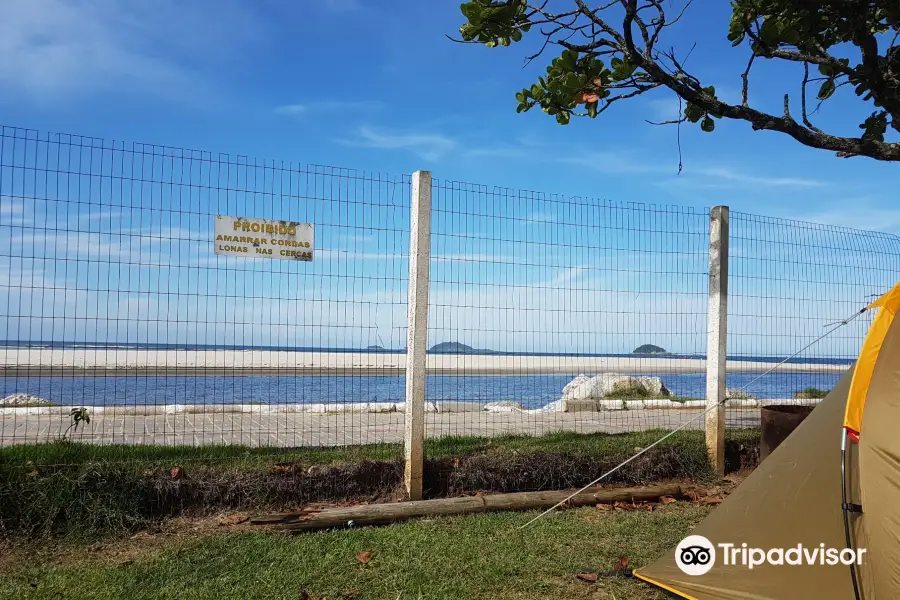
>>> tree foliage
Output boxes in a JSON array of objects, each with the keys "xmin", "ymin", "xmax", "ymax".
[{"xmin": 456, "ymin": 0, "xmax": 900, "ymax": 161}]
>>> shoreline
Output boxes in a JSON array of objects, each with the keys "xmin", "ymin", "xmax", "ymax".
[
  {"xmin": 0, "ymin": 349, "xmax": 850, "ymax": 375},
  {"xmin": 0, "ymin": 398, "xmax": 820, "ymax": 417}
]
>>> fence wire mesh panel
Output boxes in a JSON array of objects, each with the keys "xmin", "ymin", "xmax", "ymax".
[
  {"xmin": 728, "ymin": 212, "xmax": 900, "ymax": 426},
  {"xmin": 0, "ymin": 126, "xmax": 412, "ymax": 467},
  {"xmin": 426, "ymin": 180, "xmax": 712, "ymax": 462}
]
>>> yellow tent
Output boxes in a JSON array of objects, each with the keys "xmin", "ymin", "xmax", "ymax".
[
  {"xmin": 635, "ymin": 282, "xmax": 900, "ymax": 599},
  {"xmin": 843, "ymin": 280, "xmax": 900, "ymax": 440}
]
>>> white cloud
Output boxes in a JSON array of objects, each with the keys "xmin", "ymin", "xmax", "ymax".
[
  {"xmin": 692, "ymin": 167, "xmax": 824, "ymax": 188},
  {"xmin": 337, "ymin": 126, "xmax": 459, "ymax": 161},
  {"xmin": 527, "ymin": 211, "xmax": 555, "ymax": 223},
  {"xmin": 0, "ymin": 0, "xmax": 261, "ymax": 103},
  {"xmin": 559, "ymin": 151, "xmax": 669, "ymax": 175},
  {"xmin": 275, "ymin": 100, "xmax": 383, "ymax": 118},
  {"xmin": 804, "ymin": 204, "xmax": 900, "ymax": 233}
]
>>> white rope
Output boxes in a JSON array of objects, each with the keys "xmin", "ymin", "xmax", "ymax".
[{"xmin": 518, "ymin": 306, "xmax": 869, "ymax": 530}]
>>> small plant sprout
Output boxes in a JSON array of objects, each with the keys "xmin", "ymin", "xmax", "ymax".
[{"xmin": 61, "ymin": 407, "xmax": 90, "ymax": 441}]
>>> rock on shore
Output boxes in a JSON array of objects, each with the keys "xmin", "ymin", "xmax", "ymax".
[
  {"xmin": 0, "ymin": 393, "xmax": 53, "ymax": 406},
  {"xmin": 561, "ymin": 373, "xmax": 671, "ymax": 401}
]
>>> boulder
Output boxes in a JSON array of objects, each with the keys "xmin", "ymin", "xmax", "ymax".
[
  {"xmin": 564, "ymin": 398, "xmax": 599, "ymax": 412},
  {"xmin": 561, "ymin": 374, "xmax": 591, "ymax": 397},
  {"xmin": 561, "ymin": 373, "xmax": 670, "ymax": 400},
  {"xmin": 0, "ymin": 393, "xmax": 52, "ymax": 407},
  {"xmin": 483, "ymin": 401, "xmax": 525, "ymax": 413},
  {"xmin": 726, "ymin": 388, "xmax": 755, "ymax": 400}
]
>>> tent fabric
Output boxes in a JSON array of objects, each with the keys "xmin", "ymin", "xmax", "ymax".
[
  {"xmin": 858, "ymin": 305, "xmax": 900, "ymax": 593},
  {"xmin": 844, "ymin": 281, "xmax": 900, "ymax": 437},
  {"xmin": 634, "ymin": 368, "xmax": 871, "ymax": 599}
]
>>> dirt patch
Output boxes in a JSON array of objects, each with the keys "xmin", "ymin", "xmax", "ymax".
[{"xmin": 424, "ymin": 444, "xmax": 711, "ymax": 497}]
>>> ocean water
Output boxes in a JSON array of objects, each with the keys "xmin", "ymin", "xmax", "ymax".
[{"xmin": 0, "ymin": 371, "xmax": 844, "ymax": 408}]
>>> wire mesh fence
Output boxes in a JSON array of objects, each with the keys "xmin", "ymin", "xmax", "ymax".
[
  {"xmin": 425, "ymin": 179, "xmax": 714, "ymax": 455},
  {"xmin": 727, "ymin": 212, "xmax": 900, "ymax": 425},
  {"xmin": 1, "ymin": 124, "xmax": 899, "ymax": 467},
  {"xmin": 0, "ymin": 125, "xmax": 411, "ymax": 464}
]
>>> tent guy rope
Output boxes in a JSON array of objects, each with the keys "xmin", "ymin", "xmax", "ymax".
[{"xmin": 518, "ymin": 305, "xmax": 870, "ymax": 530}]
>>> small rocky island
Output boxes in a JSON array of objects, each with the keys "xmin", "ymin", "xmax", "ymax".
[
  {"xmin": 429, "ymin": 342, "xmax": 490, "ymax": 354},
  {"xmin": 366, "ymin": 345, "xmax": 385, "ymax": 350},
  {"xmin": 632, "ymin": 344, "xmax": 668, "ymax": 354}
]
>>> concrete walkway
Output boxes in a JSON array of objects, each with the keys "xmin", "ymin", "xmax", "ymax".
[{"xmin": 0, "ymin": 408, "xmax": 762, "ymax": 447}]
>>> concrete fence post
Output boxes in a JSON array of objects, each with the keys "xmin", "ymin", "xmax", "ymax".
[
  {"xmin": 404, "ymin": 170, "xmax": 432, "ymax": 500},
  {"xmin": 706, "ymin": 205, "xmax": 729, "ymax": 477}
]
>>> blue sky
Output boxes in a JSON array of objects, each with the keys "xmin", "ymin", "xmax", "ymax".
[
  {"xmin": 0, "ymin": 0, "xmax": 898, "ymax": 356},
  {"xmin": 0, "ymin": 0, "xmax": 897, "ymax": 227}
]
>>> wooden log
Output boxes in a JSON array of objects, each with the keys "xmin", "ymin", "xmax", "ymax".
[{"xmin": 265, "ymin": 484, "xmax": 682, "ymax": 533}]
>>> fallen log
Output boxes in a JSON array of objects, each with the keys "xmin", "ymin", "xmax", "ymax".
[{"xmin": 253, "ymin": 484, "xmax": 682, "ymax": 532}]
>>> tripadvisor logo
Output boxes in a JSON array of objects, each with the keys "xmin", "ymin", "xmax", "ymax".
[
  {"xmin": 675, "ymin": 535, "xmax": 867, "ymax": 576},
  {"xmin": 676, "ymin": 535, "xmax": 716, "ymax": 575}
]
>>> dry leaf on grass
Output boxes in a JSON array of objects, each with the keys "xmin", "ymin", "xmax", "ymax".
[
  {"xmin": 699, "ymin": 496, "xmax": 724, "ymax": 506},
  {"xmin": 596, "ymin": 503, "xmax": 614, "ymax": 511},
  {"xmin": 355, "ymin": 551, "xmax": 373, "ymax": 564},
  {"xmin": 612, "ymin": 501, "xmax": 653, "ymax": 512},
  {"xmin": 170, "ymin": 465, "xmax": 184, "ymax": 480},
  {"xmin": 659, "ymin": 496, "xmax": 677, "ymax": 505},
  {"xmin": 575, "ymin": 572, "xmax": 599, "ymax": 583},
  {"xmin": 217, "ymin": 514, "xmax": 249, "ymax": 526},
  {"xmin": 341, "ymin": 589, "xmax": 361, "ymax": 599},
  {"xmin": 613, "ymin": 556, "xmax": 629, "ymax": 572},
  {"xmin": 685, "ymin": 489, "xmax": 703, "ymax": 502},
  {"xmin": 299, "ymin": 591, "xmax": 311, "ymax": 600}
]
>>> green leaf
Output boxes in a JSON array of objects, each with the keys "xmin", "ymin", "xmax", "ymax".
[
  {"xmin": 817, "ymin": 79, "xmax": 836, "ymax": 100},
  {"xmin": 515, "ymin": 91, "xmax": 526, "ymax": 103},
  {"xmin": 759, "ymin": 18, "xmax": 779, "ymax": 46},
  {"xmin": 684, "ymin": 103, "xmax": 703, "ymax": 123},
  {"xmin": 781, "ymin": 27, "xmax": 799, "ymax": 45},
  {"xmin": 510, "ymin": 28, "xmax": 522, "ymax": 42},
  {"xmin": 556, "ymin": 111, "xmax": 570, "ymax": 125},
  {"xmin": 516, "ymin": 102, "xmax": 526, "ymax": 113},
  {"xmin": 817, "ymin": 63, "xmax": 834, "ymax": 77},
  {"xmin": 530, "ymin": 84, "xmax": 542, "ymax": 98},
  {"xmin": 587, "ymin": 102, "xmax": 598, "ymax": 118},
  {"xmin": 700, "ymin": 116, "xmax": 715, "ymax": 132}
]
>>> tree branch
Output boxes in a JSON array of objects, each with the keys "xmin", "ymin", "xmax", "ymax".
[
  {"xmin": 801, "ymin": 62, "xmax": 823, "ymax": 133},
  {"xmin": 741, "ymin": 52, "xmax": 756, "ymax": 107},
  {"xmin": 642, "ymin": 56, "xmax": 900, "ymax": 160}
]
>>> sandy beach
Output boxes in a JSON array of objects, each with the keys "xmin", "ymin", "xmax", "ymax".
[
  {"xmin": 0, "ymin": 348, "xmax": 849, "ymax": 375},
  {"xmin": 0, "ymin": 404, "xmax": 772, "ymax": 448}
]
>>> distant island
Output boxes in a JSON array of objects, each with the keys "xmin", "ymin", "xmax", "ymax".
[
  {"xmin": 429, "ymin": 342, "xmax": 494, "ymax": 354},
  {"xmin": 366, "ymin": 345, "xmax": 385, "ymax": 350},
  {"xmin": 633, "ymin": 344, "xmax": 668, "ymax": 354}
]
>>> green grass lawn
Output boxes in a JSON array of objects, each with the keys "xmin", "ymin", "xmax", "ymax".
[
  {"xmin": 1, "ymin": 428, "xmax": 759, "ymax": 468},
  {"xmin": 0, "ymin": 503, "xmax": 710, "ymax": 600}
]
